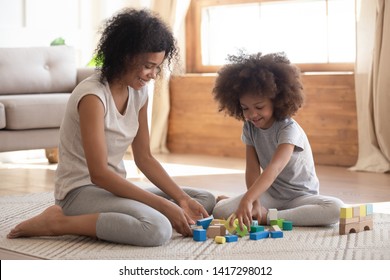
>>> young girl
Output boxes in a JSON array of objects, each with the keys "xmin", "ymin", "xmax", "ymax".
[
  {"xmin": 7, "ymin": 8, "xmax": 215, "ymax": 247},
  {"xmin": 211, "ymin": 51, "xmax": 344, "ymax": 229}
]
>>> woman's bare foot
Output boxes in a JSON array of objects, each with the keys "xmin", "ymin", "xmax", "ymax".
[
  {"xmin": 216, "ymin": 195, "xmax": 229, "ymax": 203},
  {"xmin": 7, "ymin": 205, "xmax": 65, "ymax": 239}
]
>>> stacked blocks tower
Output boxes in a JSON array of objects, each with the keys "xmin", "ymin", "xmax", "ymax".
[{"xmin": 339, "ymin": 204, "xmax": 374, "ymax": 235}]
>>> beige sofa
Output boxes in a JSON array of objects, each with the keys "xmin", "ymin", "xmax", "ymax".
[{"xmin": 0, "ymin": 46, "xmax": 95, "ymax": 162}]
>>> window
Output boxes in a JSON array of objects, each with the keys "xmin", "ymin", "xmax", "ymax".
[{"xmin": 186, "ymin": 0, "xmax": 356, "ymax": 73}]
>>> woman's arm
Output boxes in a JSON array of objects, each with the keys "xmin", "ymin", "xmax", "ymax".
[{"xmin": 131, "ymin": 100, "xmax": 209, "ymax": 221}]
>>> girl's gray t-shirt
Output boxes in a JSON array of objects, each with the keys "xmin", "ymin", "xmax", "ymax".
[{"xmin": 242, "ymin": 118, "xmax": 319, "ymax": 200}]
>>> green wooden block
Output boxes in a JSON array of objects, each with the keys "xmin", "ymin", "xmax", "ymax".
[
  {"xmin": 277, "ymin": 219, "xmax": 285, "ymax": 228},
  {"xmin": 235, "ymin": 224, "xmax": 248, "ymax": 237}
]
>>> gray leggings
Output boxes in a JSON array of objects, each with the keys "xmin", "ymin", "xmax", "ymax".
[
  {"xmin": 212, "ymin": 191, "xmax": 344, "ymax": 226},
  {"xmin": 56, "ymin": 185, "xmax": 216, "ymax": 246}
]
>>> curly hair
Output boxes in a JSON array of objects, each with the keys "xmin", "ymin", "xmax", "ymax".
[
  {"xmin": 95, "ymin": 8, "xmax": 179, "ymax": 83},
  {"xmin": 212, "ymin": 51, "xmax": 304, "ymax": 121}
]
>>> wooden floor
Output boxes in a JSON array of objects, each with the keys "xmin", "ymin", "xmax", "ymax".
[{"xmin": 1, "ymin": 150, "xmax": 390, "ymax": 205}]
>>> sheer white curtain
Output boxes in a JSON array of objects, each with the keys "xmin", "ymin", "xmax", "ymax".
[
  {"xmin": 149, "ymin": 0, "xmax": 191, "ymax": 153},
  {"xmin": 351, "ymin": 0, "xmax": 390, "ymax": 173}
]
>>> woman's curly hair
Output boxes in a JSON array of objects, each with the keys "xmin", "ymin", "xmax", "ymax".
[
  {"xmin": 212, "ymin": 51, "xmax": 304, "ymax": 121},
  {"xmin": 95, "ymin": 8, "xmax": 179, "ymax": 83}
]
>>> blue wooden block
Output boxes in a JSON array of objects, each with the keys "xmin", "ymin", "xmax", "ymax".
[
  {"xmin": 366, "ymin": 204, "xmax": 373, "ymax": 215},
  {"xmin": 193, "ymin": 229, "xmax": 207, "ymax": 241},
  {"xmin": 250, "ymin": 231, "xmax": 269, "ymax": 240},
  {"xmin": 196, "ymin": 215, "xmax": 214, "ymax": 229},
  {"xmin": 270, "ymin": 231, "xmax": 283, "ymax": 238},
  {"xmin": 225, "ymin": 235, "xmax": 238, "ymax": 242}
]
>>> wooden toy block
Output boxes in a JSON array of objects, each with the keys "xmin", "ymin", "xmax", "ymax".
[
  {"xmin": 193, "ymin": 228, "xmax": 207, "ymax": 241},
  {"xmin": 353, "ymin": 206, "xmax": 361, "ymax": 217},
  {"xmin": 359, "ymin": 219, "xmax": 373, "ymax": 231},
  {"xmin": 339, "ymin": 222, "xmax": 360, "ymax": 235},
  {"xmin": 359, "ymin": 215, "xmax": 372, "ymax": 222},
  {"xmin": 196, "ymin": 215, "xmax": 214, "ymax": 229},
  {"xmin": 282, "ymin": 221, "xmax": 293, "ymax": 231},
  {"xmin": 276, "ymin": 219, "xmax": 284, "ymax": 228},
  {"xmin": 270, "ymin": 231, "xmax": 283, "ymax": 238},
  {"xmin": 214, "ymin": 236, "xmax": 226, "ymax": 244},
  {"xmin": 225, "ymin": 214, "xmax": 238, "ymax": 234},
  {"xmin": 206, "ymin": 224, "xmax": 226, "ymax": 238},
  {"xmin": 366, "ymin": 204, "xmax": 373, "ymax": 215},
  {"xmin": 252, "ymin": 220, "xmax": 259, "ymax": 226},
  {"xmin": 225, "ymin": 235, "xmax": 238, "ymax": 242},
  {"xmin": 340, "ymin": 217, "xmax": 359, "ymax": 224},
  {"xmin": 270, "ymin": 220, "xmax": 278, "ymax": 226},
  {"xmin": 340, "ymin": 207, "xmax": 353, "ymax": 219},
  {"xmin": 211, "ymin": 219, "xmax": 225, "ymax": 225},
  {"xmin": 269, "ymin": 225, "xmax": 282, "ymax": 232},
  {"xmin": 250, "ymin": 225, "xmax": 265, "ymax": 233},
  {"xmin": 268, "ymin": 208, "xmax": 278, "ymax": 221},
  {"xmin": 250, "ymin": 231, "xmax": 269, "ymax": 240},
  {"xmin": 359, "ymin": 205, "xmax": 366, "ymax": 217},
  {"xmin": 235, "ymin": 224, "xmax": 248, "ymax": 237}
]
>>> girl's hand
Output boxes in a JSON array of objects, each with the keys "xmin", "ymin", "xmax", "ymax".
[
  {"xmin": 179, "ymin": 197, "xmax": 209, "ymax": 225},
  {"xmin": 231, "ymin": 196, "xmax": 253, "ymax": 231}
]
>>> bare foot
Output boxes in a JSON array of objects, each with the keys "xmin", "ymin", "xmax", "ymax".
[
  {"xmin": 7, "ymin": 205, "xmax": 65, "ymax": 239},
  {"xmin": 216, "ymin": 195, "xmax": 229, "ymax": 203},
  {"xmin": 253, "ymin": 206, "xmax": 268, "ymax": 225}
]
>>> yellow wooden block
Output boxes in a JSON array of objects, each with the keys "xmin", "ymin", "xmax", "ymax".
[
  {"xmin": 214, "ymin": 236, "xmax": 226, "ymax": 244},
  {"xmin": 360, "ymin": 205, "xmax": 366, "ymax": 217},
  {"xmin": 340, "ymin": 207, "xmax": 352, "ymax": 219}
]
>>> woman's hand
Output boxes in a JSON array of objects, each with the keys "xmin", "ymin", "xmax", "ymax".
[
  {"xmin": 160, "ymin": 200, "xmax": 193, "ymax": 237},
  {"xmin": 179, "ymin": 197, "xmax": 209, "ymax": 225}
]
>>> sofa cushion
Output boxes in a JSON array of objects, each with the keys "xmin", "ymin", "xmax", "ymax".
[
  {"xmin": 0, "ymin": 94, "xmax": 70, "ymax": 130},
  {"xmin": 0, "ymin": 46, "xmax": 77, "ymax": 95},
  {"xmin": 0, "ymin": 103, "xmax": 5, "ymax": 129}
]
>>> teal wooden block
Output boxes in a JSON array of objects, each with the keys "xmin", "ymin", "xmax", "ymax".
[
  {"xmin": 270, "ymin": 231, "xmax": 283, "ymax": 238},
  {"xmin": 250, "ymin": 225, "xmax": 265, "ymax": 232},
  {"xmin": 282, "ymin": 221, "xmax": 293, "ymax": 231}
]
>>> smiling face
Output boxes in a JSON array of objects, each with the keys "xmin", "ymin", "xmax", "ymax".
[
  {"xmin": 239, "ymin": 93, "xmax": 275, "ymax": 129},
  {"xmin": 123, "ymin": 51, "xmax": 166, "ymax": 90}
]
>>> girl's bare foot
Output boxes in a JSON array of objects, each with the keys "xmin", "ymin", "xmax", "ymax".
[
  {"xmin": 7, "ymin": 205, "xmax": 65, "ymax": 239},
  {"xmin": 253, "ymin": 206, "xmax": 268, "ymax": 225},
  {"xmin": 216, "ymin": 195, "xmax": 229, "ymax": 203}
]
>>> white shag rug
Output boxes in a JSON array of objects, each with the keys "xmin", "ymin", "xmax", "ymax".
[{"xmin": 0, "ymin": 192, "xmax": 389, "ymax": 260}]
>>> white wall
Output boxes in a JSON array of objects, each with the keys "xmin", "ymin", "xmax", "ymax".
[{"xmin": 0, "ymin": 0, "xmax": 152, "ymax": 66}]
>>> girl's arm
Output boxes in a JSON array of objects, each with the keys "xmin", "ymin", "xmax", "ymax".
[
  {"xmin": 235, "ymin": 143, "xmax": 295, "ymax": 228},
  {"xmin": 245, "ymin": 145, "xmax": 261, "ymax": 190},
  {"xmin": 78, "ymin": 95, "xmax": 195, "ymax": 236}
]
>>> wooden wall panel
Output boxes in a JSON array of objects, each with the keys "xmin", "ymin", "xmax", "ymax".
[{"xmin": 167, "ymin": 73, "xmax": 358, "ymax": 167}]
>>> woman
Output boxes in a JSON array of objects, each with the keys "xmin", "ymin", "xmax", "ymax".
[{"xmin": 7, "ymin": 8, "xmax": 215, "ymax": 247}]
